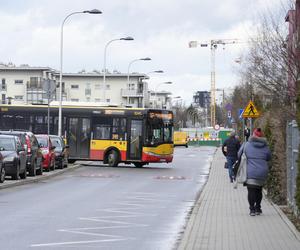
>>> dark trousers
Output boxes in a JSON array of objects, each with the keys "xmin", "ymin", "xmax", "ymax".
[{"xmin": 247, "ymin": 186, "xmax": 262, "ymax": 211}]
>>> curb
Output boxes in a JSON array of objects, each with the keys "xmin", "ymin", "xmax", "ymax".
[
  {"xmin": 263, "ymin": 190, "xmax": 300, "ymax": 241},
  {"xmin": 0, "ymin": 163, "xmax": 81, "ymax": 190},
  {"xmin": 177, "ymin": 148, "xmax": 218, "ymax": 250}
]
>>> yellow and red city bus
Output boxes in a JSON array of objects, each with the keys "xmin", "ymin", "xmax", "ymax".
[{"xmin": 0, "ymin": 103, "xmax": 174, "ymax": 167}]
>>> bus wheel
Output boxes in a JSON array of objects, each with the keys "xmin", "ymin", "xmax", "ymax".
[
  {"xmin": 107, "ymin": 150, "xmax": 119, "ymax": 167},
  {"xmin": 134, "ymin": 162, "xmax": 145, "ymax": 168}
]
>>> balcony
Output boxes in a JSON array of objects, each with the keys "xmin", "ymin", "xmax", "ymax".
[{"xmin": 121, "ymin": 89, "xmax": 144, "ymax": 97}]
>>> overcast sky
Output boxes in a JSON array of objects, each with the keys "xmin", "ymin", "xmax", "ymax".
[{"xmin": 0, "ymin": 0, "xmax": 285, "ymax": 104}]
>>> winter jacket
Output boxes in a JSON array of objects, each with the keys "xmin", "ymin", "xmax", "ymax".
[
  {"xmin": 222, "ymin": 136, "xmax": 240, "ymax": 158},
  {"xmin": 238, "ymin": 136, "xmax": 271, "ymax": 184}
]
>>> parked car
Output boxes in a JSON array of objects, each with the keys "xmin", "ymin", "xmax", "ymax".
[
  {"xmin": 36, "ymin": 135, "xmax": 56, "ymax": 171},
  {"xmin": 0, "ymin": 130, "xmax": 43, "ymax": 176},
  {"xmin": 0, "ymin": 134, "xmax": 27, "ymax": 180},
  {"xmin": 0, "ymin": 152, "xmax": 5, "ymax": 183},
  {"xmin": 49, "ymin": 135, "xmax": 69, "ymax": 169}
]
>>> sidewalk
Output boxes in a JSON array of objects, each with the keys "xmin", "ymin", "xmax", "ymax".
[{"xmin": 178, "ymin": 148, "xmax": 300, "ymax": 250}]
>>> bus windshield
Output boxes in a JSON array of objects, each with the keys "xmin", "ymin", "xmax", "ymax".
[{"xmin": 145, "ymin": 112, "xmax": 173, "ymax": 145}]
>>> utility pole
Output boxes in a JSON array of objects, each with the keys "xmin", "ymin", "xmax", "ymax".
[{"xmin": 189, "ymin": 39, "xmax": 239, "ymax": 127}]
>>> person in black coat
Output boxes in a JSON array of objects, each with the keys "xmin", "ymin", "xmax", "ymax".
[{"xmin": 222, "ymin": 131, "xmax": 241, "ymax": 182}]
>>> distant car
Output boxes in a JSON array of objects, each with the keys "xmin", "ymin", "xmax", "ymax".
[
  {"xmin": 0, "ymin": 134, "xmax": 27, "ymax": 180},
  {"xmin": 0, "ymin": 130, "xmax": 43, "ymax": 176},
  {"xmin": 49, "ymin": 135, "xmax": 69, "ymax": 169},
  {"xmin": 173, "ymin": 131, "xmax": 188, "ymax": 148},
  {"xmin": 36, "ymin": 135, "xmax": 56, "ymax": 171},
  {"xmin": 0, "ymin": 153, "xmax": 5, "ymax": 183}
]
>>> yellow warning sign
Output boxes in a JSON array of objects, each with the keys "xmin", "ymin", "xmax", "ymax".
[{"xmin": 242, "ymin": 100, "xmax": 260, "ymax": 118}]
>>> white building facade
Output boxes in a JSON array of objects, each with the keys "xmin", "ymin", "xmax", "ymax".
[{"xmin": 0, "ymin": 64, "xmax": 151, "ymax": 108}]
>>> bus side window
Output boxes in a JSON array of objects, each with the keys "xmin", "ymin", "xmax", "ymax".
[{"xmin": 120, "ymin": 118, "xmax": 127, "ymax": 141}]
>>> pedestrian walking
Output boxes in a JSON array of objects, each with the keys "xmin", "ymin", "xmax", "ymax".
[
  {"xmin": 244, "ymin": 127, "xmax": 250, "ymax": 141},
  {"xmin": 238, "ymin": 128, "xmax": 271, "ymax": 216},
  {"xmin": 222, "ymin": 131, "xmax": 240, "ymax": 183}
]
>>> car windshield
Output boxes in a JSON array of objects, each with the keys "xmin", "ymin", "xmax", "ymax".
[
  {"xmin": 0, "ymin": 138, "xmax": 15, "ymax": 151},
  {"xmin": 145, "ymin": 113, "xmax": 173, "ymax": 145},
  {"xmin": 36, "ymin": 137, "xmax": 48, "ymax": 147},
  {"xmin": 50, "ymin": 137, "xmax": 62, "ymax": 148}
]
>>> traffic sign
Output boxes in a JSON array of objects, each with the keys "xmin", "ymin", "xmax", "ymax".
[
  {"xmin": 239, "ymin": 109, "xmax": 244, "ymax": 120},
  {"xmin": 242, "ymin": 100, "xmax": 260, "ymax": 118}
]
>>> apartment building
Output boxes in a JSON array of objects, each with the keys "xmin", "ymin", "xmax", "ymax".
[{"xmin": 0, "ymin": 64, "xmax": 149, "ymax": 108}]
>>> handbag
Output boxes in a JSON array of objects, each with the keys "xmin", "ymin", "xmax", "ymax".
[
  {"xmin": 236, "ymin": 153, "xmax": 247, "ymax": 183},
  {"xmin": 224, "ymin": 162, "xmax": 228, "ymax": 169},
  {"xmin": 233, "ymin": 142, "xmax": 248, "ymax": 184}
]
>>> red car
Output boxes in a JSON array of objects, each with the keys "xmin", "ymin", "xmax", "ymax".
[{"xmin": 36, "ymin": 135, "xmax": 56, "ymax": 171}]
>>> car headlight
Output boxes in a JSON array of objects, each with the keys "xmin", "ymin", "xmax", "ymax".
[
  {"xmin": 4, "ymin": 156, "xmax": 15, "ymax": 162},
  {"xmin": 42, "ymin": 149, "xmax": 49, "ymax": 154}
]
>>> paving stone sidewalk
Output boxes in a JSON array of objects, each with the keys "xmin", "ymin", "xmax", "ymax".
[{"xmin": 178, "ymin": 148, "xmax": 300, "ymax": 250}]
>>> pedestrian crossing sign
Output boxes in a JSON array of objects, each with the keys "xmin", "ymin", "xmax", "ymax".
[{"xmin": 242, "ymin": 100, "xmax": 260, "ymax": 118}]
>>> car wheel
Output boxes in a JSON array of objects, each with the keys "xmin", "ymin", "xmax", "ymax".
[
  {"xmin": 29, "ymin": 160, "xmax": 36, "ymax": 176},
  {"xmin": 12, "ymin": 163, "xmax": 20, "ymax": 180},
  {"xmin": 107, "ymin": 150, "xmax": 119, "ymax": 167},
  {"xmin": 0, "ymin": 165, "xmax": 5, "ymax": 183}
]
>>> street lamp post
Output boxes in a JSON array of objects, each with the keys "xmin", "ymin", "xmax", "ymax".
[
  {"xmin": 126, "ymin": 57, "xmax": 151, "ymax": 106},
  {"xmin": 154, "ymin": 81, "xmax": 172, "ymax": 109},
  {"xmin": 103, "ymin": 36, "xmax": 134, "ymax": 102},
  {"xmin": 141, "ymin": 70, "xmax": 164, "ymax": 107},
  {"xmin": 58, "ymin": 9, "xmax": 102, "ymax": 137}
]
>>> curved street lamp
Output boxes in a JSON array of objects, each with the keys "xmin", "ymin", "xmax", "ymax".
[
  {"xmin": 126, "ymin": 57, "xmax": 151, "ymax": 106},
  {"xmin": 58, "ymin": 9, "xmax": 102, "ymax": 137},
  {"xmin": 102, "ymin": 36, "xmax": 134, "ymax": 102},
  {"xmin": 154, "ymin": 81, "xmax": 173, "ymax": 108}
]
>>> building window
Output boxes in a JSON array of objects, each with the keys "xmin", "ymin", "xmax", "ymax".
[
  {"xmin": 15, "ymin": 80, "xmax": 23, "ymax": 84},
  {"xmin": 28, "ymin": 77, "xmax": 40, "ymax": 88},
  {"xmin": 1, "ymin": 79, "xmax": 6, "ymax": 90},
  {"xmin": 106, "ymin": 99, "xmax": 110, "ymax": 103},
  {"xmin": 129, "ymin": 83, "xmax": 135, "ymax": 90},
  {"xmin": 14, "ymin": 95, "xmax": 24, "ymax": 100},
  {"xmin": 129, "ymin": 98, "xmax": 135, "ymax": 104},
  {"xmin": 71, "ymin": 98, "xmax": 79, "ymax": 102},
  {"xmin": 85, "ymin": 88, "xmax": 91, "ymax": 96},
  {"xmin": 2, "ymin": 94, "xmax": 5, "ymax": 104},
  {"xmin": 71, "ymin": 85, "xmax": 79, "ymax": 89},
  {"xmin": 106, "ymin": 84, "xmax": 110, "ymax": 90}
]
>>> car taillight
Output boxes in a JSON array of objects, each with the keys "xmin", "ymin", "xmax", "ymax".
[{"xmin": 26, "ymin": 136, "xmax": 31, "ymax": 154}]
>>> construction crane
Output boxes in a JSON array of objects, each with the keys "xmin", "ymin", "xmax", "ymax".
[{"xmin": 189, "ymin": 39, "xmax": 240, "ymax": 127}]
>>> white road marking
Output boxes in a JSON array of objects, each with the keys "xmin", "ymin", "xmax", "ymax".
[
  {"xmin": 79, "ymin": 217, "xmax": 149, "ymax": 227},
  {"xmin": 31, "ymin": 238, "xmax": 128, "ymax": 247}
]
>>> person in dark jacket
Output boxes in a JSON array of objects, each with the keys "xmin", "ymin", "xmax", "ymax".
[
  {"xmin": 222, "ymin": 131, "xmax": 240, "ymax": 183},
  {"xmin": 238, "ymin": 128, "xmax": 271, "ymax": 216}
]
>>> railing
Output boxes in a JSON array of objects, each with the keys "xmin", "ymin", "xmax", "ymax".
[
  {"xmin": 286, "ymin": 120, "xmax": 299, "ymax": 215},
  {"xmin": 121, "ymin": 88, "xmax": 144, "ymax": 97}
]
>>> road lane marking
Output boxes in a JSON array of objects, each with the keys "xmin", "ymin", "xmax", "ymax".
[{"xmin": 31, "ymin": 238, "xmax": 129, "ymax": 247}]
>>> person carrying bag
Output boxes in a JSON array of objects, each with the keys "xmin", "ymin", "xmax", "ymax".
[{"xmin": 235, "ymin": 128, "xmax": 271, "ymax": 216}]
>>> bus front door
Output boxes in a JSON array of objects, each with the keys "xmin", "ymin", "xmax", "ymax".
[
  {"xmin": 68, "ymin": 117, "xmax": 91, "ymax": 159},
  {"xmin": 128, "ymin": 119, "xmax": 143, "ymax": 160}
]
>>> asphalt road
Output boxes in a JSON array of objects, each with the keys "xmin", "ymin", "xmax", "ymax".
[{"xmin": 0, "ymin": 146, "xmax": 216, "ymax": 250}]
